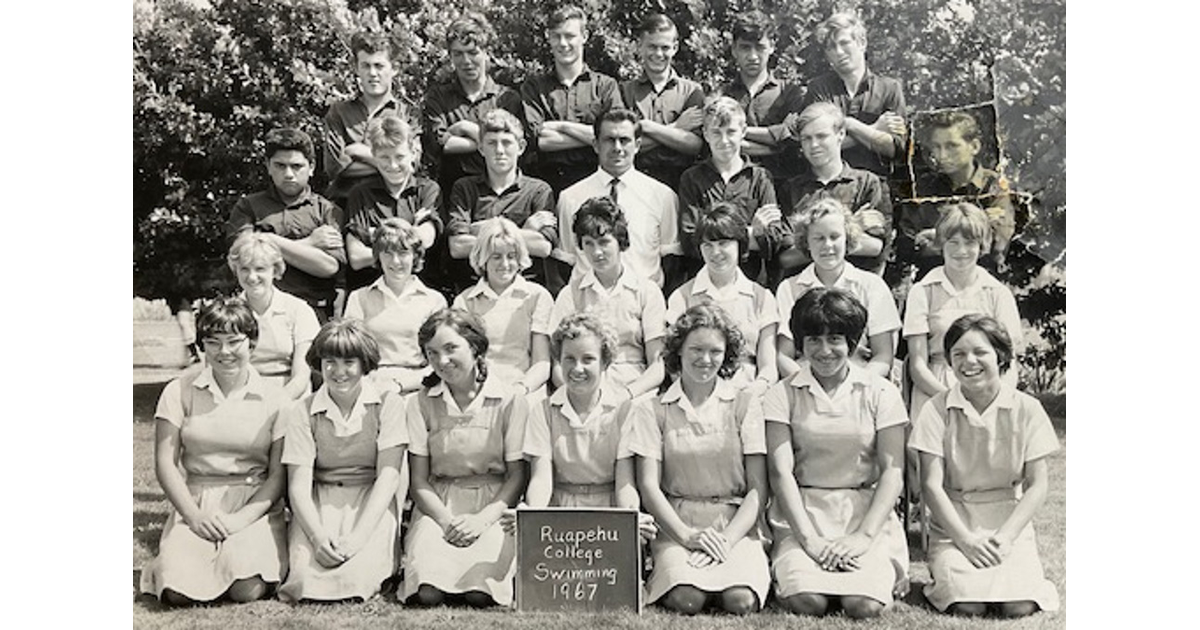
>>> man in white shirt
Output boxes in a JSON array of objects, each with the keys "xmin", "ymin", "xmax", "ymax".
[{"xmin": 552, "ymin": 108, "xmax": 682, "ymax": 294}]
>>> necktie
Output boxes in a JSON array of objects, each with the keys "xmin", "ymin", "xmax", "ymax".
[{"xmin": 609, "ymin": 177, "xmax": 620, "ymax": 206}]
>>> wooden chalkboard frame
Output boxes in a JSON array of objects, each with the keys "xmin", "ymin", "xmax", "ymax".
[{"xmin": 514, "ymin": 507, "xmax": 643, "ymax": 614}]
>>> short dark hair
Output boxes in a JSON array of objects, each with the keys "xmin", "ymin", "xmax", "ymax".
[
  {"xmin": 694, "ymin": 201, "xmax": 750, "ymax": 261},
  {"xmin": 663, "ymin": 303, "xmax": 746, "ymax": 380},
  {"xmin": 635, "ymin": 13, "xmax": 677, "ymax": 38},
  {"xmin": 418, "ymin": 308, "xmax": 491, "ymax": 386},
  {"xmin": 921, "ymin": 110, "xmax": 982, "ymax": 145},
  {"xmin": 593, "ymin": 107, "xmax": 641, "ymax": 140},
  {"xmin": 264, "ymin": 127, "xmax": 315, "ymax": 164},
  {"xmin": 790, "ymin": 287, "xmax": 868, "ymax": 351},
  {"xmin": 943, "ymin": 313, "xmax": 1014, "ymax": 374},
  {"xmin": 548, "ymin": 5, "xmax": 588, "ymax": 31},
  {"xmin": 731, "ymin": 9, "xmax": 775, "ymax": 43},
  {"xmin": 447, "ymin": 12, "xmax": 494, "ymax": 49},
  {"xmin": 350, "ymin": 31, "xmax": 397, "ymax": 61},
  {"xmin": 197, "ymin": 297, "xmax": 259, "ymax": 346},
  {"xmin": 306, "ymin": 318, "xmax": 382, "ymax": 374},
  {"xmin": 574, "ymin": 196, "xmax": 630, "ymax": 250}
]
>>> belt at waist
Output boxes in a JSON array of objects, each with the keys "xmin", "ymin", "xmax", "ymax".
[
  {"xmin": 667, "ymin": 494, "xmax": 743, "ymax": 506},
  {"xmin": 314, "ymin": 469, "xmax": 375, "ymax": 486},
  {"xmin": 946, "ymin": 486, "xmax": 1021, "ymax": 503},
  {"xmin": 555, "ymin": 481, "xmax": 615, "ymax": 496},
  {"xmin": 432, "ymin": 473, "xmax": 505, "ymax": 488},
  {"xmin": 187, "ymin": 472, "xmax": 265, "ymax": 486},
  {"xmin": 799, "ymin": 482, "xmax": 876, "ymax": 491}
]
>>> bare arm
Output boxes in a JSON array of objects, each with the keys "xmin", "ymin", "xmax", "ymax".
[
  {"xmin": 265, "ymin": 231, "xmax": 339, "ymax": 278},
  {"xmin": 624, "ymin": 338, "xmax": 665, "ymax": 398},
  {"xmin": 993, "ymin": 458, "xmax": 1051, "ymax": 548},
  {"xmin": 865, "ymin": 332, "xmax": 895, "ymax": 378},
  {"xmin": 766, "ymin": 422, "xmax": 823, "ymax": 546},
  {"xmin": 287, "ymin": 464, "xmax": 345, "ymax": 567},
  {"xmin": 639, "ymin": 119, "xmax": 702, "ymax": 156},
  {"xmin": 722, "ymin": 454, "xmax": 766, "ymax": 546},
  {"xmin": 752, "ymin": 324, "xmax": 779, "ymax": 395},
  {"xmin": 346, "ymin": 232, "xmax": 376, "ymax": 271},
  {"xmin": 336, "ymin": 445, "xmax": 404, "ymax": 559},
  {"xmin": 637, "ymin": 455, "xmax": 693, "ymax": 544},
  {"xmin": 408, "ymin": 453, "xmax": 455, "ymax": 527},
  {"xmin": 282, "ymin": 341, "xmax": 313, "ymax": 400},
  {"xmin": 906, "ymin": 334, "xmax": 947, "ymax": 399},
  {"xmin": 519, "ymin": 334, "xmax": 552, "ymax": 393},
  {"xmin": 777, "ymin": 335, "xmax": 802, "ymax": 379},
  {"xmin": 525, "ymin": 455, "xmax": 554, "ymax": 508},
  {"xmin": 155, "ymin": 420, "xmax": 224, "ymax": 541}
]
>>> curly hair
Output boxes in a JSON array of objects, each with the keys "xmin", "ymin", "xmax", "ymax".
[
  {"xmin": 550, "ymin": 311, "xmax": 618, "ymax": 368},
  {"xmin": 418, "ymin": 308, "xmax": 490, "ymax": 387},
  {"xmin": 574, "ymin": 196, "xmax": 631, "ymax": 250},
  {"xmin": 372, "ymin": 217, "xmax": 426, "ymax": 274},
  {"xmin": 791, "ymin": 197, "xmax": 863, "ymax": 256},
  {"xmin": 263, "ymin": 127, "xmax": 315, "ymax": 164},
  {"xmin": 663, "ymin": 303, "xmax": 746, "ymax": 381},
  {"xmin": 306, "ymin": 318, "xmax": 382, "ymax": 374}
]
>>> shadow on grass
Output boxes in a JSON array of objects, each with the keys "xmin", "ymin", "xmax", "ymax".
[
  {"xmin": 134, "ymin": 490, "xmax": 165, "ymax": 503},
  {"xmin": 134, "ymin": 382, "xmax": 167, "ymax": 424}
]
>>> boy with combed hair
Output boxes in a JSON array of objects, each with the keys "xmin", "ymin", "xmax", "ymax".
[{"xmin": 225, "ymin": 127, "xmax": 345, "ymax": 321}]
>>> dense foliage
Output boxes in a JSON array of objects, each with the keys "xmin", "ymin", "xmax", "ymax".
[{"xmin": 133, "ymin": 0, "xmax": 1065, "ymax": 389}]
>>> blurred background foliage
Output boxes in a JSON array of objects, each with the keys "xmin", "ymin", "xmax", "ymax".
[{"xmin": 133, "ymin": 0, "xmax": 1064, "ymax": 391}]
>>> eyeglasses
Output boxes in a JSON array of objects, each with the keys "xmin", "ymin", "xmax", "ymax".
[{"xmin": 201, "ymin": 336, "xmax": 250, "ymax": 352}]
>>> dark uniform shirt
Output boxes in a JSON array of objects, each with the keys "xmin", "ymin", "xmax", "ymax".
[
  {"xmin": 620, "ymin": 71, "xmax": 706, "ymax": 189},
  {"xmin": 421, "ymin": 77, "xmax": 523, "ymax": 193},
  {"xmin": 801, "ymin": 69, "xmax": 906, "ymax": 178},
  {"xmin": 520, "ymin": 65, "xmax": 620, "ymax": 192},
  {"xmin": 780, "ymin": 162, "xmax": 893, "ymax": 274},
  {"xmin": 322, "ymin": 94, "xmax": 405, "ymax": 203},
  {"xmin": 719, "ymin": 72, "xmax": 807, "ymax": 183},
  {"xmin": 343, "ymin": 175, "xmax": 443, "ymax": 291}
]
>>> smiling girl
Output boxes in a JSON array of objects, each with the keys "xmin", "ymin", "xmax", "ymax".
[
  {"xmin": 399, "ymin": 308, "xmax": 528, "ymax": 608},
  {"xmin": 141, "ymin": 298, "xmax": 289, "ymax": 606},
  {"xmin": 908, "ymin": 314, "xmax": 1059, "ymax": 617},
  {"xmin": 629, "ymin": 304, "xmax": 770, "ymax": 615},
  {"xmin": 776, "ymin": 198, "xmax": 900, "ymax": 380},
  {"xmin": 452, "ymin": 217, "xmax": 553, "ymax": 398},
  {"xmin": 278, "ymin": 319, "xmax": 406, "ymax": 602},
  {"xmin": 764, "ymin": 288, "xmax": 909, "ymax": 619}
]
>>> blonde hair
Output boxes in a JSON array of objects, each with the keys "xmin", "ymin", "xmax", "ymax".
[
  {"xmin": 227, "ymin": 231, "xmax": 285, "ymax": 280},
  {"xmin": 792, "ymin": 197, "xmax": 863, "ymax": 255},
  {"xmin": 469, "ymin": 217, "xmax": 533, "ymax": 277}
]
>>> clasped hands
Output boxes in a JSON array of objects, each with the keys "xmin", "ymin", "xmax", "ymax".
[
  {"xmin": 954, "ymin": 529, "xmax": 1013, "ymax": 569},
  {"xmin": 804, "ymin": 532, "xmax": 873, "ymax": 572}
]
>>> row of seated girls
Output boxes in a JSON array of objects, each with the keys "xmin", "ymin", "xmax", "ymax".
[{"xmin": 141, "ymin": 189, "xmax": 1059, "ymax": 619}]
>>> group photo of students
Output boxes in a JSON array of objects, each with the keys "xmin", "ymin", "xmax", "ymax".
[{"xmin": 135, "ymin": 2, "xmax": 1065, "ymax": 623}]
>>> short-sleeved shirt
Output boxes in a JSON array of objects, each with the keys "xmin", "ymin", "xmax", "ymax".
[
  {"xmin": 225, "ymin": 186, "xmax": 346, "ymax": 303},
  {"xmin": 281, "ymin": 380, "xmax": 408, "ymax": 484},
  {"xmin": 155, "ymin": 367, "xmax": 287, "ymax": 480},
  {"xmin": 902, "ymin": 266, "xmax": 1023, "ymax": 359},
  {"xmin": 779, "ymin": 162, "xmax": 893, "ymax": 272},
  {"xmin": 555, "ymin": 168, "xmax": 681, "ymax": 287},
  {"xmin": 242, "ymin": 288, "xmax": 320, "ymax": 379},
  {"xmin": 762, "ymin": 363, "xmax": 907, "ymax": 489},
  {"xmin": 801, "ymin": 69, "xmax": 906, "ymax": 177},
  {"xmin": 776, "ymin": 263, "xmax": 901, "ymax": 344},
  {"xmin": 666, "ymin": 267, "xmax": 778, "ymax": 374},
  {"xmin": 343, "ymin": 175, "xmax": 443, "ymax": 290},
  {"xmin": 520, "ymin": 66, "xmax": 621, "ymax": 174},
  {"xmin": 620, "ymin": 71, "xmax": 705, "ymax": 183},
  {"xmin": 451, "ymin": 275, "xmax": 554, "ymax": 385},
  {"xmin": 323, "ymin": 94, "xmax": 405, "ymax": 199},
  {"xmin": 405, "ymin": 375, "xmax": 528, "ymax": 478},
  {"xmin": 343, "ymin": 277, "xmax": 447, "ymax": 370},
  {"xmin": 421, "ymin": 77, "xmax": 524, "ymax": 191},
  {"xmin": 909, "ymin": 384, "xmax": 1059, "ymax": 494},
  {"xmin": 677, "ymin": 160, "xmax": 787, "ymax": 261},
  {"xmin": 903, "ymin": 163, "xmax": 1016, "ymax": 275},
  {"xmin": 627, "ymin": 378, "xmax": 765, "ymax": 500},
  {"xmin": 523, "ymin": 382, "xmax": 632, "ymax": 486},
  {"xmin": 550, "ymin": 266, "xmax": 667, "ymax": 385},
  {"xmin": 719, "ymin": 73, "xmax": 806, "ymax": 181}
]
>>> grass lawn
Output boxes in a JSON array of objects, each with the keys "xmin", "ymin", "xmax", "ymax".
[{"xmin": 133, "ymin": 380, "xmax": 1066, "ymax": 630}]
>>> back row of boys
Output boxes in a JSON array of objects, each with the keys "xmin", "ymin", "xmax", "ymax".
[{"xmin": 226, "ymin": 7, "xmax": 1012, "ymax": 322}]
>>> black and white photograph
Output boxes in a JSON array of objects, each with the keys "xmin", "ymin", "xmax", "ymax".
[{"xmin": 129, "ymin": 0, "xmax": 1068, "ymax": 627}]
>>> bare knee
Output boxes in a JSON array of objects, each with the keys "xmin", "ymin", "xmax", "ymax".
[
  {"xmin": 783, "ymin": 592, "xmax": 829, "ymax": 616},
  {"xmin": 411, "ymin": 584, "xmax": 445, "ymax": 607},
  {"xmin": 662, "ymin": 585, "xmax": 707, "ymax": 615},
  {"xmin": 999, "ymin": 600, "xmax": 1039, "ymax": 618},
  {"xmin": 160, "ymin": 588, "xmax": 197, "ymax": 607},
  {"xmin": 719, "ymin": 587, "xmax": 758, "ymax": 615},
  {"xmin": 841, "ymin": 595, "xmax": 884, "ymax": 619},
  {"xmin": 949, "ymin": 601, "xmax": 987, "ymax": 616},
  {"xmin": 462, "ymin": 591, "xmax": 495, "ymax": 608},
  {"xmin": 226, "ymin": 577, "xmax": 269, "ymax": 603}
]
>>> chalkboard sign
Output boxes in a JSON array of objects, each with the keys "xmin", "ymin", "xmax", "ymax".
[{"xmin": 515, "ymin": 507, "xmax": 642, "ymax": 613}]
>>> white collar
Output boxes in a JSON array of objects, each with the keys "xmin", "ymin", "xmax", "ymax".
[{"xmin": 310, "ymin": 378, "xmax": 384, "ymax": 437}]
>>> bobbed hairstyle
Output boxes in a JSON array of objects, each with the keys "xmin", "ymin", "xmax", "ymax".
[
  {"xmin": 920, "ymin": 110, "xmax": 982, "ymax": 145},
  {"xmin": 305, "ymin": 318, "xmax": 382, "ymax": 374},
  {"xmin": 695, "ymin": 201, "xmax": 750, "ymax": 261},
  {"xmin": 635, "ymin": 13, "xmax": 678, "ymax": 39},
  {"xmin": 418, "ymin": 308, "xmax": 491, "ymax": 386},
  {"xmin": 935, "ymin": 202, "xmax": 992, "ymax": 248},
  {"xmin": 264, "ymin": 127, "xmax": 315, "ymax": 164},
  {"xmin": 548, "ymin": 4, "xmax": 588, "ymax": 32},
  {"xmin": 366, "ymin": 114, "xmax": 418, "ymax": 153},
  {"xmin": 227, "ymin": 231, "xmax": 285, "ymax": 281},
  {"xmin": 790, "ymin": 287, "xmax": 867, "ymax": 351},
  {"xmin": 480, "ymin": 108, "xmax": 525, "ymax": 139},
  {"xmin": 795, "ymin": 101, "xmax": 846, "ymax": 136},
  {"xmin": 791, "ymin": 197, "xmax": 863, "ymax": 255},
  {"xmin": 593, "ymin": 107, "xmax": 642, "ymax": 140},
  {"xmin": 663, "ymin": 303, "xmax": 746, "ymax": 381},
  {"xmin": 372, "ymin": 217, "xmax": 426, "ymax": 273},
  {"xmin": 574, "ymin": 196, "xmax": 631, "ymax": 250},
  {"xmin": 943, "ymin": 313, "xmax": 1014, "ymax": 374},
  {"xmin": 702, "ymin": 95, "xmax": 747, "ymax": 130},
  {"xmin": 197, "ymin": 297, "xmax": 259, "ymax": 347},
  {"xmin": 551, "ymin": 311, "xmax": 618, "ymax": 368},
  {"xmin": 469, "ymin": 217, "xmax": 533, "ymax": 277},
  {"xmin": 731, "ymin": 9, "xmax": 776, "ymax": 43},
  {"xmin": 350, "ymin": 31, "xmax": 397, "ymax": 62},
  {"xmin": 815, "ymin": 12, "xmax": 868, "ymax": 48},
  {"xmin": 447, "ymin": 12, "xmax": 495, "ymax": 49}
]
